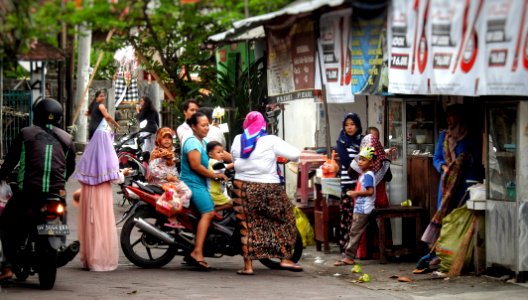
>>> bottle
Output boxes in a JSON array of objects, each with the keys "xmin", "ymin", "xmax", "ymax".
[{"xmin": 506, "ymin": 181, "xmax": 516, "ymax": 201}]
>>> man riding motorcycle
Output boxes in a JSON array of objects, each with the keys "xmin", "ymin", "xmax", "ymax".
[{"xmin": 0, "ymin": 98, "xmax": 76, "ymax": 280}]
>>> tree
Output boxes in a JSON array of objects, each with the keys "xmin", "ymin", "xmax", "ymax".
[{"xmin": 1, "ymin": 0, "xmax": 294, "ymax": 118}]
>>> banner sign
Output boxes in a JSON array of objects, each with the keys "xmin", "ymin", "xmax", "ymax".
[
  {"xmin": 388, "ymin": 0, "xmax": 528, "ymax": 96},
  {"xmin": 350, "ymin": 11, "xmax": 389, "ymax": 95},
  {"xmin": 478, "ymin": 0, "xmax": 528, "ymax": 95},
  {"xmin": 266, "ymin": 17, "xmax": 317, "ymax": 102},
  {"xmin": 318, "ymin": 9, "xmax": 355, "ymax": 103}
]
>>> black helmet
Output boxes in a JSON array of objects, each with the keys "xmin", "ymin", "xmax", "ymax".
[{"xmin": 32, "ymin": 98, "xmax": 63, "ymax": 127}]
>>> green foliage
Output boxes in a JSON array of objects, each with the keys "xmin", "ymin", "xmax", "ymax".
[{"xmin": 203, "ymin": 57, "xmax": 267, "ymax": 142}]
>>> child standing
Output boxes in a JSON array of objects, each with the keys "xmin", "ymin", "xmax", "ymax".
[
  {"xmin": 334, "ymin": 146, "xmax": 377, "ymax": 266},
  {"xmin": 206, "ymin": 141, "xmax": 233, "ymax": 211}
]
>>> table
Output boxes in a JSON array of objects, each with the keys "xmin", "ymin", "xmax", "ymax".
[
  {"xmin": 373, "ymin": 206, "xmax": 423, "ymax": 264},
  {"xmin": 313, "ymin": 177, "xmax": 341, "ymax": 253}
]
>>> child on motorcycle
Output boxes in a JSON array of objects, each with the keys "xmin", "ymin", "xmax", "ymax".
[
  {"xmin": 149, "ymin": 127, "xmax": 192, "ymax": 228},
  {"xmin": 206, "ymin": 141, "xmax": 233, "ymax": 212}
]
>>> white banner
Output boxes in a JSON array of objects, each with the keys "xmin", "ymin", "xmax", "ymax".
[
  {"xmin": 318, "ymin": 8, "xmax": 355, "ymax": 103},
  {"xmin": 478, "ymin": 0, "xmax": 528, "ymax": 95},
  {"xmin": 388, "ymin": 0, "xmax": 528, "ymax": 96},
  {"xmin": 429, "ymin": 0, "xmax": 482, "ymax": 95},
  {"xmin": 388, "ymin": 0, "xmax": 429, "ymax": 94}
]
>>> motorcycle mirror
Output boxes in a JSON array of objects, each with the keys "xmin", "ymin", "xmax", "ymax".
[
  {"xmin": 212, "ymin": 162, "xmax": 226, "ymax": 170},
  {"xmin": 139, "ymin": 120, "xmax": 148, "ymax": 129}
]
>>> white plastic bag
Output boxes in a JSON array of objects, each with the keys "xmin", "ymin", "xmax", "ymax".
[{"xmin": 0, "ymin": 180, "xmax": 12, "ymax": 203}]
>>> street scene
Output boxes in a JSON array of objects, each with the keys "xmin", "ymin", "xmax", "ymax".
[{"xmin": 1, "ymin": 0, "xmax": 528, "ymax": 299}]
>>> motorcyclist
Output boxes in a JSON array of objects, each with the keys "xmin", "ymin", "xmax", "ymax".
[{"xmin": 0, "ymin": 98, "xmax": 76, "ymax": 280}]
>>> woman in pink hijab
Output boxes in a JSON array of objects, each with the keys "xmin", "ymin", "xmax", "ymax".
[{"xmin": 230, "ymin": 111, "xmax": 303, "ymax": 275}]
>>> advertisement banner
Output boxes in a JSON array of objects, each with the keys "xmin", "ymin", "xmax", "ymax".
[
  {"xmin": 350, "ymin": 11, "xmax": 389, "ymax": 95},
  {"xmin": 318, "ymin": 8, "xmax": 355, "ymax": 103},
  {"xmin": 266, "ymin": 18, "xmax": 317, "ymax": 102},
  {"xmin": 429, "ymin": 0, "xmax": 482, "ymax": 95},
  {"xmin": 388, "ymin": 0, "xmax": 429, "ymax": 94},
  {"xmin": 388, "ymin": 0, "xmax": 528, "ymax": 96},
  {"xmin": 478, "ymin": 0, "xmax": 528, "ymax": 95}
]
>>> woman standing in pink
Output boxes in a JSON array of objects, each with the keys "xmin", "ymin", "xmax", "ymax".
[{"xmin": 75, "ymin": 119, "xmax": 122, "ymax": 271}]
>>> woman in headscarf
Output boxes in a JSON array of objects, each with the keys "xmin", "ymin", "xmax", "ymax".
[
  {"xmin": 75, "ymin": 119, "xmax": 122, "ymax": 271},
  {"xmin": 417, "ymin": 104, "xmax": 483, "ymax": 271},
  {"xmin": 230, "ymin": 111, "xmax": 302, "ymax": 275},
  {"xmin": 335, "ymin": 112, "xmax": 364, "ymax": 252}
]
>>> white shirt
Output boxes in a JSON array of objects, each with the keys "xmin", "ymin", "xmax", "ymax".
[
  {"xmin": 231, "ymin": 134, "xmax": 300, "ymax": 183},
  {"xmin": 206, "ymin": 124, "xmax": 226, "ymax": 147},
  {"xmin": 176, "ymin": 122, "xmax": 192, "ymax": 146}
]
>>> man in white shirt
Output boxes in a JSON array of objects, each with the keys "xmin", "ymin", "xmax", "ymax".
[
  {"xmin": 176, "ymin": 99, "xmax": 200, "ymax": 145},
  {"xmin": 199, "ymin": 107, "xmax": 226, "ymax": 147}
]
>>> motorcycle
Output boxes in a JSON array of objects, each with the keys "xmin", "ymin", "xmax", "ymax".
[
  {"xmin": 5, "ymin": 190, "xmax": 79, "ymax": 289},
  {"xmin": 114, "ymin": 120, "xmax": 151, "ymax": 184},
  {"xmin": 118, "ymin": 163, "xmax": 303, "ymax": 270}
]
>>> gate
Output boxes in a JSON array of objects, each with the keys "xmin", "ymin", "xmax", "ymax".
[{"xmin": 1, "ymin": 90, "xmax": 32, "ymax": 158}]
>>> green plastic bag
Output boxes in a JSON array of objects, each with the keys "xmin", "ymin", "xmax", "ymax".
[
  {"xmin": 435, "ymin": 206, "xmax": 474, "ymax": 272},
  {"xmin": 294, "ymin": 207, "xmax": 315, "ymax": 247}
]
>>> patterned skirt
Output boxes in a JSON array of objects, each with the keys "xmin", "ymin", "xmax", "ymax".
[{"xmin": 232, "ymin": 180, "xmax": 297, "ymax": 260}]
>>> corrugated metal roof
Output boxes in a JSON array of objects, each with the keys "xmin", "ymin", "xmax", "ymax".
[
  {"xmin": 208, "ymin": 0, "xmax": 345, "ymax": 43},
  {"xmin": 232, "ymin": 0, "xmax": 345, "ymax": 30}
]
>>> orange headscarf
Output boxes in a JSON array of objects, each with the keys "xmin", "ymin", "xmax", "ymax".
[{"xmin": 150, "ymin": 127, "xmax": 175, "ymax": 166}]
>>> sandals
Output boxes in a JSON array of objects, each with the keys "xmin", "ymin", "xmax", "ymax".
[
  {"xmin": 334, "ymin": 259, "xmax": 355, "ymax": 266},
  {"xmin": 187, "ymin": 255, "xmax": 211, "ymax": 271},
  {"xmin": 279, "ymin": 262, "xmax": 303, "ymax": 272},
  {"xmin": 236, "ymin": 269, "xmax": 255, "ymax": 276}
]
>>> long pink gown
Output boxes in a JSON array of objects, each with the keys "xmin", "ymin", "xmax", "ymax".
[{"xmin": 78, "ymin": 182, "xmax": 119, "ymax": 271}]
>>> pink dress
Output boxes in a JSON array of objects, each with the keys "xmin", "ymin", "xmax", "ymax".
[
  {"xmin": 75, "ymin": 119, "xmax": 121, "ymax": 271},
  {"xmin": 78, "ymin": 182, "xmax": 119, "ymax": 271}
]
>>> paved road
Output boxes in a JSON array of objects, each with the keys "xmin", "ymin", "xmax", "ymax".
[
  {"xmin": 1, "ymin": 175, "xmax": 527, "ymax": 299},
  {"xmin": 0, "ymin": 178, "xmax": 405, "ymax": 300}
]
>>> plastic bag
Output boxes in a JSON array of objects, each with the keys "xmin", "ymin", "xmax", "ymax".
[
  {"xmin": 0, "ymin": 180, "xmax": 12, "ymax": 203},
  {"xmin": 435, "ymin": 206, "xmax": 474, "ymax": 272},
  {"xmin": 0, "ymin": 180, "xmax": 13, "ymax": 217},
  {"xmin": 155, "ymin": 184, "xmax": 184, "ymax": 217},
  {"xmin": 293, "ymin": 206, "xmax": 315, "ymax": 247}
]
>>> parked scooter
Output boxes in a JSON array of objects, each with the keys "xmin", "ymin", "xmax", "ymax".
[
  {"xmin": 114, "ymin": 120, "xmax": 151, "ymax": 184},
  {"xmin": 118, "ymin": 166, "xmax": 303, "ymax": 270}
]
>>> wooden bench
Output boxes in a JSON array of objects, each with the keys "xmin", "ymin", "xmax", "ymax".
[{"xmin": 373, "ymin": 206, "xmax": 423, "ymax": 264}]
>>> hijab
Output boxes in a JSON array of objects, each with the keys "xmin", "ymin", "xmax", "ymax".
[
  {"xmin": 445, "ymin": 105, "xmax": 468, "ymax": 163},
  {"xmin": 240, "ymin": 111, "xmax": 267, "ymax": 159},
  {"xmin": 150, "ymin": 127, "xmax": 175, "ymax": 166},
  {"xmin": 336, "ymin": 112, "xmax": 363, "ymax": 169},
  {"xmin": 75, "ymin": 119, "xmax": 121, "ymax": 185}
]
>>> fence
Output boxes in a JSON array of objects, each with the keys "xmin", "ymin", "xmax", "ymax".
[{"xmin": 1, "ymin": 90, "xmax": 32, "ymax": 158}]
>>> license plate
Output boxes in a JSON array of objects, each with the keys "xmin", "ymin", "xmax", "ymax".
[{"xmin": 37, "ymin": 224, "xmax": 70, "ymax": 236}]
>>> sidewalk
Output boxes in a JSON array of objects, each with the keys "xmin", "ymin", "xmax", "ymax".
[{"xmin": 300, "ymin": 243, "xmax": 528, "ymax": 299}]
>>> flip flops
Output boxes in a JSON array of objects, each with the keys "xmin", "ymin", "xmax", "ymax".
[
  {"xmin": 187, "ymin": 255, "xmax": 211, "ymax": 271},
  {"xmin": 279, "ymin": 262, "xmax": 303, "ymax": 272},
  {"xmin": 334, "ymin": 259, "xmax": 355, "ymax": 266},
  {"xmin": 236, "ymin": 269, "xmax": 255, "ymax": 276}
]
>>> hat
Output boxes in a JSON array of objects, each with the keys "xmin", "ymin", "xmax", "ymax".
[{"xmin": 358, "ymin": 146, "xmax": 375, "ymax": 161}]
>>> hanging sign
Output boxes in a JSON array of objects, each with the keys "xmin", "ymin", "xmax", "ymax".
[
  {"xmin": 266, "ymin": 17, "xmax": 317, "ymax": 102},
  {"xmin": 318, "ymin": 9, "xmax": 355, "ymax": 103}
]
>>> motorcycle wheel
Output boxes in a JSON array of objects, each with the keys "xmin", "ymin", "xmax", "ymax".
[
  {"xmin": 14, "ymin": 268, "xmax": 29, "ymax": 281},
  {"xmin": 259, "ymin": 229, "xmax": 303, "ymax": 270},
  {"xmin": 37, "ymin": 241, "xmax": 58, "ymax": 290},
  {"xmin": 120, "ymin": 209, "xmax": 178, "ymax": 268}
]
